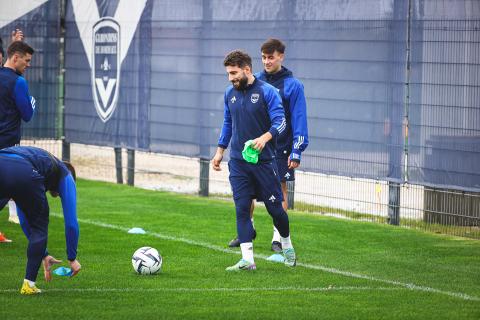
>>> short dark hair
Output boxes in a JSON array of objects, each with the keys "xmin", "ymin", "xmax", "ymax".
[
  {"xmin": 223, "ymin": 50, "xmax": 252, "ymax": 69},
  {"xmin": 63, "ymin": 161, "xmax": 77, "ymax": 181},
  {"xmin": 261, "ymin": 38, "xmax": 286, "ymax": 54},
  {"xmin": 7, "ymin": 41, "xmax": 34, "ymax": 58}
]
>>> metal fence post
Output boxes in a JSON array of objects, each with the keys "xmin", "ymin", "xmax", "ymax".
[
  {"xmin": 62, "ymin": 140, "xmax": 70, "ymax": 162},
  {"xmin": 127, "ymin": 149, "xmax": 135, "ymax": 186},
  {"xmin": 287, "ymin": 180, "xmax": 295, "ymax": 210},
  {"xmin": 114, "ymin": 147, "xmax": 123, "ymax": 184},
  {"xmin": 388, "ymin": 181, "xmax": 400, "ymax": 225},
  {"xmin": 59, "ymin": 0, "xmax": 68, "ymax": 163},
  {"xmin": 199, "ymin": 158, "xmax": 210, "ymax": 197}
]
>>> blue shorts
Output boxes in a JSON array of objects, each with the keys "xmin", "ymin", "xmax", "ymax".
[
  {"xmin": 276, "ymin": 157, "xmax": 295, "ymax": 182},
  {"xmin": 228, "ymin": 159, "xmax": 283, "ymax": 203}
]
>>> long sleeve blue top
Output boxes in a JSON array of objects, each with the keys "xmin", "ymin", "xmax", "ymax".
[
  {"xmin": 218, "ymin": 78, "xmax": 286, "ymax": 162},
  {"xmin": 0, "ymin": 67, "xmax": 36, "ymax": 148},
  {"xmin": 0, "ymin": 146, "xmax": 79, "ymax": 260},
  {"xmin": 256, "ymin": 67, "xmax": 309, "ymax": 162}
]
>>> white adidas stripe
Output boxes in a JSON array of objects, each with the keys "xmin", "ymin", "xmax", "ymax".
[
  {"xmin": 277, "ymin": 118, "xmax": 286, "ymax": 134},
  {"xmin": 294, "ymin": 136, "xmax": 304, "ymax": 149},
  {"xmin": 30, "ymin": 96, "xmax": 36, "ymax": 110}
]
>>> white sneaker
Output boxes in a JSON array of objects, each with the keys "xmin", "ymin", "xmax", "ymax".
[
  {"xmin": 283, "ymin": 248, "xmax": 297, "ymax": 267},
  {"xmin": 225, "ymin": 259, "xmax": 256, "ymax": 271},
  {"xmin": 9, "ymin": 215, "xmax": 20, "ymax": 224}
]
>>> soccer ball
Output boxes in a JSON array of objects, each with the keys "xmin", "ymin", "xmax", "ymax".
[{"xmin": 132, "ymin": 246, "xmax": 162, "ymax": 275}]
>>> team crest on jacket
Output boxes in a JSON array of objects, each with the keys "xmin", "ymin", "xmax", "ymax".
[
  {"xmin": 251, "ymin": 93, "xmax": 259, "ymax": 103},
  {"xmin": 92, "ymin": 18, "xmax": 120, "ymax": 122}
]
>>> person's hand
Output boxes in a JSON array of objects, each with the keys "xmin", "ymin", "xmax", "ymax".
[
  {"xmin": 11, "ymin": 29, "xmax": 24, "ymax": 42},
  {"xmin": 251, "ymin": 133, "xmax": 272, "ymax": 152},
  {"xmin": 288, "ymin": 158, "xmax": 300, "ymax": 170},
  {"xmin": 69, "ymin": 259, "xmax": 81, "ymax": 277},
  {"xmin": 42, "ymin": 255, "xmax": 62, "ymax": 282},
  {"xmin": 212, "ymin": 152, "xmax": 223, "ymax": 171}
]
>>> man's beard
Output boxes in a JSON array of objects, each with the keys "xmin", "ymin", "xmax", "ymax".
[{"xmin": 232, "ymin": 75, "xmax": 248, "ymax": 90}]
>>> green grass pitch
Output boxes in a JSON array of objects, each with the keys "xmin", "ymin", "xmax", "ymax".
[{"xmin": 1, "ymin": 179, "xmax": 479, "ymax": 319}]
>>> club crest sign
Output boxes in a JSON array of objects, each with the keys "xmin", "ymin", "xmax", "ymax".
[
  {"xmin": 72, "ymin": 0, "xmax": 147, "ymax": 123},
  {"xmin": 92, "ymin": 18, "xmax": 120, "ymax": 122}
]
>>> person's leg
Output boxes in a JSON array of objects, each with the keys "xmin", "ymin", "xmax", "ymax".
[
  {"xmin": 257, "ymin": 161, "xmax": 296, "ymax": 266},
  {"xmin": 270, "ymin": 159, "xmax": 291, "ymax": 251},
  {"xmin": 226, "ymin": 160, "xmax": 256, "ymax": 271},
  {"xmin": 14, "ymin": 179, "xmax": 49, "ymax": 284},
  {"xmin": 264, "ymin": 200, "xmax": 289, "ymax": 238},
  {"xmin": 8, "ymin": 200, "xmax": 19, "ymax": 224},
  {"xmin": 0, "ymin": 160, "xmax": 13, "ymax": 243},
  {"xmin": 264, "ymin": 200, "xmax": 296, "ymax": 266},
  {"xmin": 280, "ymin": 181, "xmax": 288, "ymax": 211},
  {"xmin": 21, "ymin": 205, "xmax": 49, "ymax": 283},
  {"xmin": 227, "ymin": 160, "xmax": 256, "ymax": 248},
  {"xmin": 235, "ymin": 197, "xmax": 256, "ymax": 245},
  {"xmin": 17, "ymin": 206, "xmax": 32, "ymax": 238},
  {"xmin": 250, "ymin": 200, "xmax": 255, "ymax": 230},
  {"xmin": 0, "ymin": 200, "xmax": 12, "ymax": 242},
  {"xmin": 1, "ymin": 157, "xmax": 47, "ymax": 294},
  {"xmin": 226, "ymin": 196, "xmax": 256, "ymax": 271},
  {"xmin": 228, "ymin": 199, "xmax": 256, "ymax": 247},
  {"xmin": 271, "ymin": 181, "xmax": 288, "ymax": 251}
]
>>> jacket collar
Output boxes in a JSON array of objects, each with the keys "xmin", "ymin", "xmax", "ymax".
[{"xmin": 261, "ymin": 66, "xmax": 292, "ymax": 82}]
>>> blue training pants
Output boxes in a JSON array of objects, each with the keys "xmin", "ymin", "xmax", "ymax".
[{"xmin": 0, "ymin": 155, "xmax": 49, "ymax": 282}]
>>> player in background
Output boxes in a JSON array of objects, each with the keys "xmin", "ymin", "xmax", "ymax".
[{"xmin": 0, "ymin": 29, "xmax": 27, "ymax": 243}]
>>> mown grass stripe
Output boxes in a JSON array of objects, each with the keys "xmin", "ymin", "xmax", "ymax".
[
  {"xmin": 51, "ymin": 213, "xmax": 480, "ymax": 302},
  {"xmin": 0, "ymin": 286, "xmax": 403, "ymax": 293}
]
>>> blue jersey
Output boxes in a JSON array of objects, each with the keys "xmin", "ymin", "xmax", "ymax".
[
  {"xmin": 218, "ymin": 78, "xmax": 286, "ymax": 162},
  {"xmin": 256, "ymin": 67, "xmax": 308, "ymax": 162},
  {"xmin": 0, "ymin": 67, "xmax": 36, "ymax": 148},
  {"xmin": 0, "ymin": 146, "xmax": 79, "ymax": 260}
]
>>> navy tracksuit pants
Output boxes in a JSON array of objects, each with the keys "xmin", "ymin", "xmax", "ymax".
[{"xmin": 0, "ymin": 154, "xmax": 49, "ymax": 281}]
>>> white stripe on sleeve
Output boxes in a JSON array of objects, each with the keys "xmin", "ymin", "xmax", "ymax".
[
  {"xmin": 277, "ymin": 118, "xmax": 286, "ymax": 134},
  {"xmin": 294, "ymin": 136, "xmax": 304, "ymax": 149},
  {"xmin": 30, "ymin": 96, "xmax": 36, "ymax": 110}
]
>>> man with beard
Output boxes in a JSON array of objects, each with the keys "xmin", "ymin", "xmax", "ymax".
[
  {"xmin": 212, "ymin": 50, "xmax": 296, "ymax": 271},
  {"xmin": 227, "ymin": 39, "xmax": 309, "ymax": 253}
]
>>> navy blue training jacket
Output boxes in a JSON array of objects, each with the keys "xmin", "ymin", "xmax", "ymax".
[
  {"xmin": 256, "ymin": 66, "xmax": 309, "ymax": 162},
  {"xmin": 0, "ymin": 67, "xmax": 36, "ymax": 148},
  {"xmin": 218, "ymin": 78, "xmax": 286, "ymax": 162}
]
